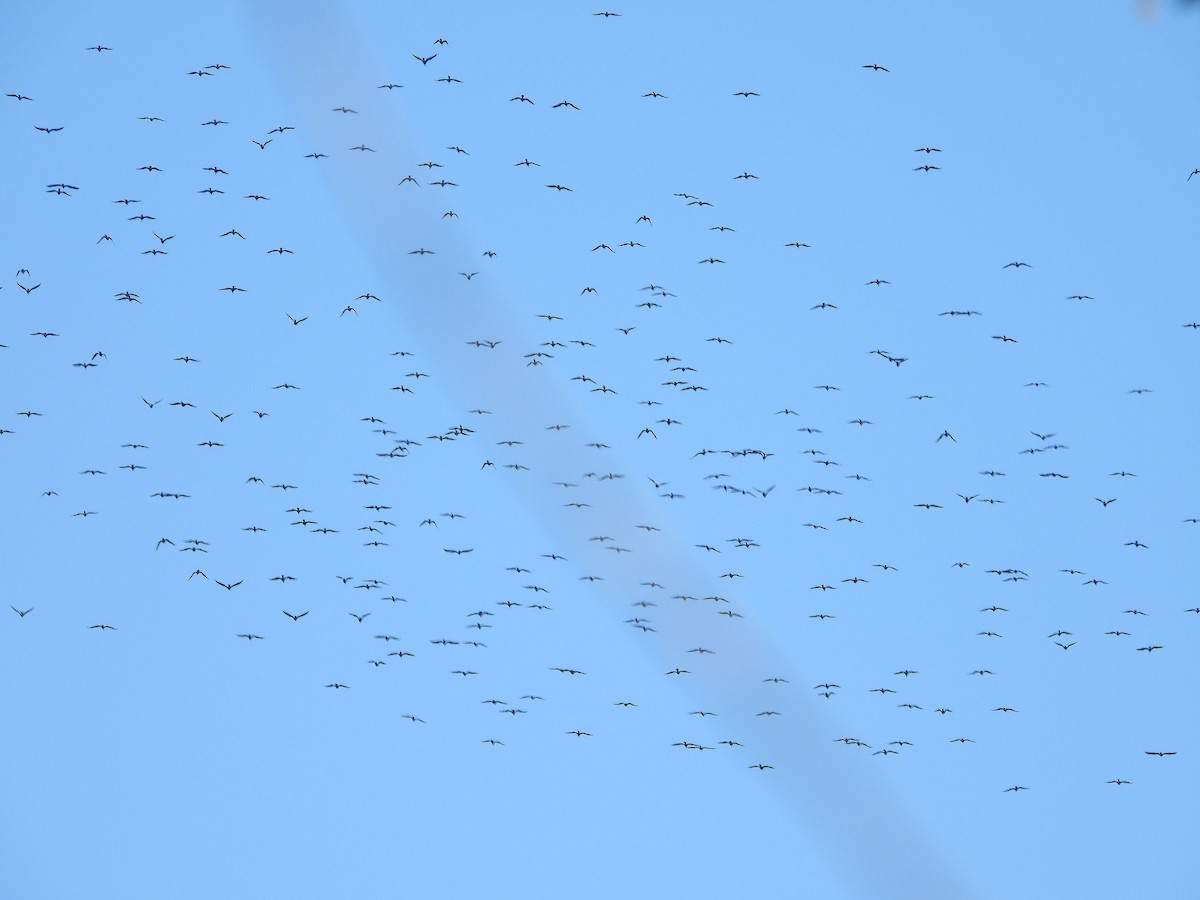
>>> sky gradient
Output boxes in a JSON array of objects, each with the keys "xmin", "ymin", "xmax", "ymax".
[{"xmin": 2, "ymin": 3, "xmax": 1199, "ymax": 899}]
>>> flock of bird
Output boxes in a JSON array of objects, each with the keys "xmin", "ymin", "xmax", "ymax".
[{"xmin": 3, "ymin": 15, "xmax": 1196, "ymax": 800}]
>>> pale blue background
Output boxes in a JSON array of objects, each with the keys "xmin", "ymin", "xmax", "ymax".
[{"xmin": 2, "ymin": 2, "xmax": 1198, "ymax": 898}]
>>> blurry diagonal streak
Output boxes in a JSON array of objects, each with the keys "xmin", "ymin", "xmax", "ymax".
[{"xmin": 241, "ymin": 3, "xmax": 984, "ymax": 897}]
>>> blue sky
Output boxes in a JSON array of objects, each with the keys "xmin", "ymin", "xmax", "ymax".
[{"xmin": 2, "ymin": 2, "xmax": 1199, "ymax": 898}]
